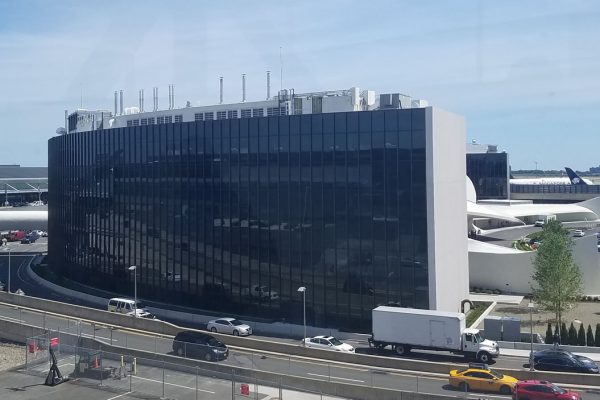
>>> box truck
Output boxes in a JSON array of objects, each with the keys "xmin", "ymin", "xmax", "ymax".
[{"xmin": 368, "ymin": 306, "xmax": 499, "ymax": 363}]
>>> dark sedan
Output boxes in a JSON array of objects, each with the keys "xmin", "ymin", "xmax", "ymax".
[{"xmin": 533, "ymin": 349, "xmax": 599, "ymax": 374}]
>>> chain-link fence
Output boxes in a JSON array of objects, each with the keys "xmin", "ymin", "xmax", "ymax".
[
  {"xmin": 24, "ymin": 339, "xmax": 346, "ymax": 399},
  {"xmin": 19, "ymin": 310, "xmax": 498, "ymax": 399}
]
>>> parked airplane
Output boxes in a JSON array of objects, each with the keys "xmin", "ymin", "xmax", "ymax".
[{"xmin": 510, "ymin": 167, "xmax": 592, "ymax": 185}]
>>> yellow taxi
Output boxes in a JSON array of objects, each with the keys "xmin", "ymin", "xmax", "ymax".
[{"xmin": 448, "ymin": 363, "xmax": 517, "ymax": 395}]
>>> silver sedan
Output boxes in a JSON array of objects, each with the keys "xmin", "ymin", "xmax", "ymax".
[{"xmin": 207, "ymin": 317, "xmax": 252, "ymax": 336}]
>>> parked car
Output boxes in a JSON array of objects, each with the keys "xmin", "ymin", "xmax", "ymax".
[
  {"xmin": 172, "ymin": 330, "xmax": 229, "ymax": 361},
  {"xmin": 207, "ymin": 317, "xmax": 252, "ymax": 336},
  {"xmin": 532, "ymin": 349, "xmax": 599, "ymax": 373},
  {"xmin": 513, "ymin": 380, "xmax": 581, "ymax": 400},
  {"xmin": 572, "ymin": 229, "xmax": 585, "ymax": 237},
  {"xmin": 242, "ymin": 284, "xmax": 279, "ymax": 300},
  {"xmin": 7, "ymin": 231, "xmax": 25, "ymax": 242},
  {"xmin": 162, "ymin": 271, "xmax": 182, "ymax": 282},
  {"xmin": 534, "ymin": 220, "xmax": 545, "ymax": 227},
  {"xmin": 31, "ymin": 230, "xmax": 45, "ymax": 237},
  {"xmin": 449, "ymin": 363, "xmax": 517, "ymax": 395},
  {"xmin": 303, "ymin": 335, "xmax": 355, "ymax": 353}
]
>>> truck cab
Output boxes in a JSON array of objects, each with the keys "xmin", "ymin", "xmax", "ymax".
[{"xmin": 462, "ymin": 328, "xmax": 499, "ymax": 363}]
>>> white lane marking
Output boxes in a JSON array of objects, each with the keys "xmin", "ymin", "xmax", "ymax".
[
  {"xmin": 133, "ymin": 375, "xmax": 215, "ymax": 394},
  {"xmin": 106, "ymin": 392, "xmax": 132, "ymax": 400},
  {"xmin": 307, "ymin": 373, "xmax": 365, "ymax": 383},
  {"xmin": 0, "ymin": 315, "xmax": 23, "ymax": 323},
  {"xmin": 80, "ymin": 332, "xmax": 118, "ymax": 342}
]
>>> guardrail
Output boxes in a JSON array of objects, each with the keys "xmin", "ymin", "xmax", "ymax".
[
  {"xmin": 10, "ymin": 319, "xmax": 455, "ymax": 400},
  {"xmin": 2, "ymin": 291, "xmax": 600, "ymax": 388}
]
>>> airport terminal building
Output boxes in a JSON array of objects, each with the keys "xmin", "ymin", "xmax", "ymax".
[{"xmin": 49, "ymin": 87, "xmax": 468, "ymax": 330}]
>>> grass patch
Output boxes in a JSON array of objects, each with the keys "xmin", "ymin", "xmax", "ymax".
[{"xmin": 466, "ymin": 302, "xmax": 491, "ymax": 328}]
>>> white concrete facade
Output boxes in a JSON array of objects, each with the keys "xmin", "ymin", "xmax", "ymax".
[
  {"xmin": 426, "ymin": 108, "xmax": 469, "ymax": 312},
  {"xmin": 469, "ymin": 235, "xmax": 600, "ymax": 295}
]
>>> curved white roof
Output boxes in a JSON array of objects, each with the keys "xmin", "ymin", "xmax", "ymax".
[
  {"xmin": 0, "ymin": 209, "xmax": 47, "ymax": 231},
  {"xmin": 467, "ymin": 201, "xmax": 525, "ymax": 224}
]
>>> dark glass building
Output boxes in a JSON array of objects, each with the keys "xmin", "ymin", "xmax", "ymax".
[
  {"xmin": 466, "ymin": 151, "xmax": 509, "ymax": 200},
  {"xmin": 49, "ymin": 107, "xmax": 467, "ymax": 331}
]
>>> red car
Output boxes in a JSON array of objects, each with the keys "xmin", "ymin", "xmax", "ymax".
[{"xmin": 513, "ymin": 380, "xmax": 581, "ymax": 400}]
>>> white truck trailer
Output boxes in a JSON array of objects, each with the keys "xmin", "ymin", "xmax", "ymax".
[{"xmin": 368, "ymin": 306, "xmax": 499, "ymax": 363}]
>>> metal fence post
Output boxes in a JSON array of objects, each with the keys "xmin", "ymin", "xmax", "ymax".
[
  {"xmin": 43, "ymin": 312, "xmax": 46, "ymax": 331},
  {"xmin": 154, "ymin": 336, "xmax": 157, "ymax": 354},
  {"xmin": 255, "ymin": 375, "xmax": 258, "ymax": 400},
  {"xmin": 92, "ymin": 322, "xmax": 95, "ymax": 340},
  {"xmin": 195, "ymin": 366, "xmax": 199, "ymax": 400},
  {"xmin": 231, "ymin": 369, "xmax": 235, "ymax": 400},
  {"xmin": 99, "ymin": 350, "xmax": 103, "ymax": 387},
  {"xmin": 57, "ymin": 327, "xmax": 61, "ymax": 355},
  {"xmin": 279, "ymin": 376, "xmax": 282, "ymax": 400},
  {"xmin": 24, "ymin": 342, "xmax": 28, "ymax": 372},
  {"xmin": 162, "ymin": 360, "xmax": 165, "ymax": 398},
  {"xmin": 129, "ymin": 356, "xmax": 132, "ymax": 392}
]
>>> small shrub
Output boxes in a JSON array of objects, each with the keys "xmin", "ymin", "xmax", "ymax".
[
  {"xmin": 587, "ymin": 325, "xmax": 595, "ymax": 347},
  {"xmin": 545, "ymin": 323, "xmax": 554, "ymax": 344},
  {"xmin": 595, "ymin": 324, "xmax": 600, "ymax": 347},
  {"xmin": 568, "ymin": 323, "xmax": 578, "ymax": 345},
  {"xmin": 561, "ymin": 322, "xmax": 569, "ymax": 345},
  {"xmin": 578, "ymin": 324, "xmax": 587, "ymax": 346}
]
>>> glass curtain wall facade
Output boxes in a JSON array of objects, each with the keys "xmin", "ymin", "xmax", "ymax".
[
  {"xmin": 466, "ymin": 153, "xmax": 509, "ymax": 200},
  {"xmin": 48, "ymin": 109, "xmax": 428, "ymax": 330}
]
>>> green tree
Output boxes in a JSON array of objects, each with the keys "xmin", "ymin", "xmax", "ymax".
[
  {"xmin": 561, "ymin": 322, "xmax": 568, "ymax": 345},
  {"xmin": 532, "ymin": 220, "xmax": 583, "ymax": 334},
  {"xmin": 595, "ymin": 324, "xmax": 600, "ymax": 347},
  {"xmin": 545, "ymin": 322, "xmax": 553, "ymax": 344},
  {"xmin": 578, "ymin": 324, "xmax": 586, "ymax": 346},
  {"xmin": 587, "ymin": 325, "xmax": 594, "ymax": 347},
  {"xmin": 568, "ymin": 323, "xmax": 577, "ymax": 345}
]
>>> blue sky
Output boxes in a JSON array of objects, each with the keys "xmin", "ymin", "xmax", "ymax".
[{"xmin": 0, "ymin": 0, "xmax": 599, "ymax": 170}]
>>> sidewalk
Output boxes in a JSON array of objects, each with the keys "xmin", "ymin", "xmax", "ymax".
[{"xmin": 501, "ymin": 347, "xmax": 600, "ymax": 362}]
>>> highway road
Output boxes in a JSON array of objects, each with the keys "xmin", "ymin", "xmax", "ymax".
[
  {"xmin": 3, "ymin": 254, "xmax": 600, "ymax": 399},
  {"xmin": 4, "ymin": 303, "xmax": 600, "ymax": 399}
]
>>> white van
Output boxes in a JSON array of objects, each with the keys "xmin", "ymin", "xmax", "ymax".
[{"xmin": 108, "ymin": 297, "xmax": 153, "ymax": 318}]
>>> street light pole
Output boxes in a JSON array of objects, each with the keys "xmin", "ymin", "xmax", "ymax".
[
  {"xmin": 297, "ymin": 286, "xmax": 306, "ymax": 345},
  {"xmin": 528, "ymin": 301, "xmax": 535, "ymax": 371},
  {"xmin": 128, "ymin": 266, "xmax": 137, "ymax": 317},
  {"xmin": 8, "ymin": 249, "xmax": 10, "ymax": 294}
]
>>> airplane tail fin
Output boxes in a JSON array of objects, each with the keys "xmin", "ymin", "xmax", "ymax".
[{"xmin": 565, "ymin": 167, "xmax": 588, "ymax": 185}]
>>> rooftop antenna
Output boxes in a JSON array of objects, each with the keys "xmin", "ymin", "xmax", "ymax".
[
  {"xmin": 219, "ymin": 76, "xmax": 223, "ymax": 104},
  {"xmin": 168, "ymin": 85, "xmax": 172, "ymax": 109},
  {"xmin": 80, "ymin": 86, "xmax": 83, "ymax": 108},
  {"xmin": 171, "ymin": 84, "xmax": 175, "ymax": 109},
  {"xmin": 153, "ymin": 87, "xmax": 158, "ymax": 111},
  {"xmin": 119, "ymin": 90, "xmax": 123, "ymax": 115},
  {"xmin": 114, "ymin": 91, "xmax": 118, "ymax": 116},
  {"xmin": 141, "ymin": 89, "xmax": 144, "ymax": 112},
  {"xmin": 279, "ymin": 46, "xmax": 283, "ymax": 90},
  {"xmin": 266, "ymin": 71, "xmax": 271, "ymax": 100},
  {"xmin": 242, "ymin": 74, "xmax": 246, "ymax": 102}
]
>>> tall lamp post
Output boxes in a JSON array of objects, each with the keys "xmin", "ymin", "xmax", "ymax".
[
  {"xmin": 297, "ymin": 286, "xmax": 306, "ymax": 345},
  {"xmin": 128, "ymin": 266, "xmax": 137, "ymax": 317},
  {"xmin": 528, "ymin": 301, "xmax": 535, "ymax": 371}
]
